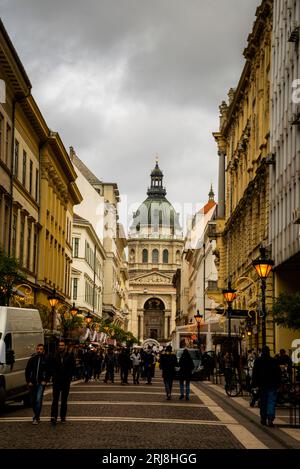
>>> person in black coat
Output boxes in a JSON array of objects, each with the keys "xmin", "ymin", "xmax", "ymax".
[
  {"xmin": 118, "ymin": 347, "xmax": 132, "ymax": 384},
  {"xmin": 25, "ymin": 343, "xmax": 50, "ymax": 424},
  {"xmin": 49, "ymin": 339, "xmax": 75, "ymax": 424},
  {"xmin": 159, "ymin": 345, "xmax": 178, "ymax": 400},
  {"xmin": 252, "ymin": 345, "xmax": 282, "ymax": 427},
  {"xmin": 178, "ymin": 349, "xmax": 194, "ymax": 401}
]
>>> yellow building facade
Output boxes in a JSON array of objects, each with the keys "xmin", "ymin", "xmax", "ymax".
[
  {"xmin": 37, "ymin": 132, "xmax": 82, "ymax": 310},
  {"xmin": 212, "ymin": 0, "xmax": 274, "ymax": 352}
]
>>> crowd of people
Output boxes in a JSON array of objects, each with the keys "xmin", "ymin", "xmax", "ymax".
[{"xmin": 25, "ymin": 339, "xmax": 297, "ymax": 429}]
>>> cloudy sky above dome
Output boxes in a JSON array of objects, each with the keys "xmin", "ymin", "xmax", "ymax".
[{"xmin": 0, "ymin": 0, "xmax": 260, "ymax": 232}]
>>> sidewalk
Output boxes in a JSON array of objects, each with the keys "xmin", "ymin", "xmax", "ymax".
[{"xmin": 198, "ymin": 378, "xmax": 300, "ymax": 448}]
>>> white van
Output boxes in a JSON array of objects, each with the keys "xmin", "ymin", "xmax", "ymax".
[{"xmin": 0, "ymin": 307, "xmax": 44, "ymax": 410}]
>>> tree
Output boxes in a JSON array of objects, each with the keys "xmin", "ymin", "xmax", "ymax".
[
  {"xmin": 0, "ymin": 249, "xmax": 25, "ymax": 306},
  {"xmin": 273, "ymin": 292, "xmax": 300, "ymax": 330},
  {"xmin": 59, "ymin": 312, "xmax": 84, "ymax": 339}
]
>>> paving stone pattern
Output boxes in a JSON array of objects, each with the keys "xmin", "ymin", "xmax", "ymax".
[{"xmin": 0, "ymin": 378, "xmax": 244, "ymax": 449}]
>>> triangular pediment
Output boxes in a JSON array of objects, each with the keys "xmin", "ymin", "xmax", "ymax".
[{"xmin": 130, "ymin": 271, "xmax": 172, "ymax": 285}]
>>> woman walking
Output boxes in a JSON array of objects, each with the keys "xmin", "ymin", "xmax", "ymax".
[{"xmin": 178, "ymin": 349, "xmax": 194, "ymax": 401}]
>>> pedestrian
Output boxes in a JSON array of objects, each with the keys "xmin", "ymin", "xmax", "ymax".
[
  {"xmin": 93, "ymin": 350, "xmax": 103, "ymax": 381},
  {"xmin": 103, "ymin": 346, "xmax": 116, "ymax": 383},
  {"xmin": 130, "ymin": 347, "xmax": 141, "ymax": 384},
  {"xmin": 223, "ymin": 351, "xmax": 234, "ymax": 389},
  {"xmin": 82, "ymin": 347, "xmax": 94, "ymax": 383},
  {"xmin": 252, "ymin": 345, "xmax": 282, "ymax": 427},
  {"xmin": 159, "ymin": 345, "xmax": 177, "ymax": 400},
  {"xmin": 202, "ymin": 352, "xmax": 214, "ymax": 381},
  {"xmin": 143, "ymin": 346, "xmax": 155, "ymax": 384},
  {"xmin": 25, "ymin": 343, "xmax": 50, "ymax": 424},
  {"xmin": 119, "ymin": 347, "xmax": 131, "ymax": 384},
  {"xmin": 178, "ymin": 349, "xmax": 194, "ymax": 401},
  {"xmin": 49, "ymin": 339, "xmax": 75, "ymax": 425}
]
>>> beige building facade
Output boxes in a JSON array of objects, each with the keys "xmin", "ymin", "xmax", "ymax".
[
  {"xmin": 128, "ymin": 162, "xmax": 183, "ymax": 344},
  {"xmin": 71, "ymin": 149, "xmax": 129, "ymax": 328},
  {"xmin": 212, "ymin": 0, "xmax": 274, "ymax": 351},
  {"xmin": 71, "ymin": 213, "xmax": 105, "ymax": 318}
]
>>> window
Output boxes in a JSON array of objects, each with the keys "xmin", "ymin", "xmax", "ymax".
[
  {"xmin": 5, "ymin": 124, "xmax": 11, "ymax": 166},
  {"xmin": 163, "ymin": 249, "xmax": 169, "ymax": 264},
  {"xmin": 29, "ymin": 160, "xmax": 33, "ymax": 195},
  {"xmin": 33, "ymin": 230, "xmax": 37, "ymax": 273},
  {"xmin": 22, "ymin": 150, "xmax": 27, "ymax": 186},
  {"xmin": 27, "ymin": 225, "xmax": 31, "ymax": 270},
  {"xmin": 0, "ymin": 113, "xmax": 3, "ymax": 159},
  {"xmin": 35, "ymin": 169, "xmax": 39, "ymax": 201},
  {"xmin": 14, "ymin": 140, "xmax": 19, "ymax": 177},
  {"xmin": 72, "ymin": 237, "xmax": 79, "ymax": 258},
  {"xmin": 142, "ymin": 249, "xmax": 148, "ymax": 263},
  {"xmin": 20, "ymin": 219, "xmax": 25, "ymax": 265},
  {"xmin": 152, "ymin": 249, "xmax": 159, "ymax": 264},
  {"xmin": 72, "ymin": 278, "xmax": 78, "ymax": 300},
  {"xmin": 12, "ymin": 214, "xmax": 17, "ymax": 257}
]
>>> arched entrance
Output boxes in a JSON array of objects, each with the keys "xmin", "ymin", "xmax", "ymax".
[{"xmin": 144, "ymin": 298, "xmax": 165, "ymax": 341}]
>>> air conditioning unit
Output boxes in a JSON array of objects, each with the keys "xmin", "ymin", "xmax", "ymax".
[
  {"xmin": 292, "ymin": 209, "xmax": 300, "ymax": 224},
  {"xmin": 288, "ymin": 23, "xmax": 300, "ymax": 43}
]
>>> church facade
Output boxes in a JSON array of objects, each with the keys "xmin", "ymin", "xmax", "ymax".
[{"xmin": 128, "ymin": 162, "xmax": 184, "ymax": 345}]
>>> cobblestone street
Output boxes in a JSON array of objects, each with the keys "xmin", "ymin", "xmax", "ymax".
[{"xmin": 1, "ymin": 373, "xmax": 300, "ymax": 450}]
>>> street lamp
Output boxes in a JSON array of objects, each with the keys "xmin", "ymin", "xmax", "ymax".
[
  {"xmin": 222, "ymin": 280, "xmax": 237, "ymax": 351},
  {"xmin": 48, "ymin": 288, "xmax": 59, "ymax": 331},
  {"xmin": 252, "ymin": 247, "xmax": 274, "ymax": 347},
  {"xmin": 194, "ymin": 310, "xmax": 203, "ymax": 347},
  {"xmin": 84, "ymin": 313, "xmax": 93, "ymax": 327},
  {"xmin": 69, "ymin": 302, "xmax": 79, "ymax": 317}
]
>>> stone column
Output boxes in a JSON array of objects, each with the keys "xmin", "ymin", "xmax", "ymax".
[
  {"xmin": 140, "ymin": 313, "xmax": 144, "ymax": 341},
  {"xmin": 218, "ymin": 151, "xmax": 226, "ymax": 218},
  {"xmin": 164, "ymin": 315, "xmax": 169, "ymax": 339}
]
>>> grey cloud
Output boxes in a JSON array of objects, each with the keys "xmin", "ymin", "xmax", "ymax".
[{"xmin": 0, "ymin": 0, "xmax": 260, "ymax": 228}]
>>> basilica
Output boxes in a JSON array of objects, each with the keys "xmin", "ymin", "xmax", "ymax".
[{"xmin": 127, "ymin": 161, "xmax": 184, "ymax": 345}]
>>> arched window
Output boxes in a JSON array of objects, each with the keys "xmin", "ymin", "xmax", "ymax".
[
  {"xmin": 130, "ymin": 249, "xmax": 135, "ymax": 263},
  {"xmin": 163, "ymin": 249, "xmax": 169, "ymax": 264},
  {"xmin": 176, "ymin": 250, "xmax": 181, "ymax": 262},
  {"xmin": 152, "ymin": 249, "xmax": 159, "ymax": 264},
  {"xmin": 142, "ymin": 249, "xmax": 148, "ymax": 263}
]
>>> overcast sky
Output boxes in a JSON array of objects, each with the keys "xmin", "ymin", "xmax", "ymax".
[{"xmin": 0, "ymin": 0, "xmax": 260, "ymax": 231}]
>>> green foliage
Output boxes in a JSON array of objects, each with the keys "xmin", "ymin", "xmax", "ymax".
[
  {"xmin": 60, "ymin": 313, "xmax": 84, "ymax": 339},
  {"xmin": 99, "ymin": 320, "xmax": 138, "ymax": 345},
  {"xmin": 0, "ymin": 249, "xmax": 26, "ymax": 306},
  {"xmin": 34, "ymin": 303, "xmax": 53, "ymax": 330},
  {"xmin": 273, "ymin": 291, "xmax": 300, "ymax": 330}
]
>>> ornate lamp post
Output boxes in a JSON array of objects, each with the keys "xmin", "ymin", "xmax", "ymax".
[
  {"xmin": 194, "ymin": 310, "xmax": 203, "ymax": 347},
  {"xmin": 222, "ymin": 281, "xmax": 237, "ymax": 351},
  {"xmin": 48, "ymin": 288, "xmax": 59, "ymax": 331},
  {"xmin": 252, "ymin": 247, "xmax": 274, "ymax": 347}
]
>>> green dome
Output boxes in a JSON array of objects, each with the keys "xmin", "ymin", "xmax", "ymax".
[
  {"xmin": 131, "ymin": 161, "xmax": 181, "ymax": 233},
  {"xmin": 131, "ymin": 197, "xmax": 181, "ymax": 231}
]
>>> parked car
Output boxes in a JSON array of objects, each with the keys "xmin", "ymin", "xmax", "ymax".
[{"xmin": 174, "ymin": 348, "xmax": 204, "ymax": 381}]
